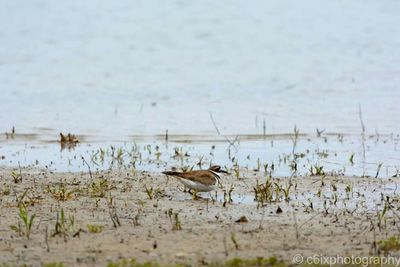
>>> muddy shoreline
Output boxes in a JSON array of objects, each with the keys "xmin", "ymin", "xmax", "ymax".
[{"xmin": 1, "ymin": 166, "xmax": 399, "ymax": 266}]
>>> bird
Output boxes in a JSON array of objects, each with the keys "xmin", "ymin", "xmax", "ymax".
[{"xmin": 162, "ymin": 165, "xmax": 228, "ymax": 193}]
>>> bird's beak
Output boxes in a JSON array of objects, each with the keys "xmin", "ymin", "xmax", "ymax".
[{"xmin": 219, "ymin": 170, "xmax": 228, "ymax": 174}]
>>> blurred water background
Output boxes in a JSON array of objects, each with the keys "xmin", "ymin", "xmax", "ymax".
[{"xmin": 1, "ymin": 0, "xmax": 399, "ymax": 140}]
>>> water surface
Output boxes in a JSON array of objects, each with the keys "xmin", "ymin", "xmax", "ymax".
[{"xmin": 1, "ymin": 0, "xmax": 399, "ymax": 138}]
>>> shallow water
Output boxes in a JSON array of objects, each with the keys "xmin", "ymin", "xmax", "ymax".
[
  {"xmin": 1, "ymin": 134, "xmax": 399, "ymax": 178},
  {"xmin": 1, "ymin": 0, "xmax": 400, "ymax": 138},
  {"xmin": 2, "ymin": 134, "xmax": 397, "ymax": 210}
]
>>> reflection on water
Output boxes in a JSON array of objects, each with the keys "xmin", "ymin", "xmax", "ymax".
[{"xmin": 1, "ymin": 1, "xmax": 400, "ymax": 138}]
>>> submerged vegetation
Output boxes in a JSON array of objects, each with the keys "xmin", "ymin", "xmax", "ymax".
[
  {"xmin": 253, "ymin": 178, "xmax": 293, "ymax": 205},
  {"xmin": 2, "ymin": 127, "xmax": 399, "ymax": 178}
]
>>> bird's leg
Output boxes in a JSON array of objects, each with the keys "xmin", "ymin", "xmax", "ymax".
[
  {"xmin": 217, "ymin": 176, "xmax": 223, "ymax": 189},
  {"xmin": 188, "ymin": 189, "xmax": 199, "ymax": 199},
  {"xmin": 191, "ymin": 190, "xmax": 199, "ymax": 200}
]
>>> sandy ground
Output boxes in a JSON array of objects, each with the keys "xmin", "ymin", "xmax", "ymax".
[{"xmin": 0, "ymin": 166, "xmax": 400, "ymax": 266}]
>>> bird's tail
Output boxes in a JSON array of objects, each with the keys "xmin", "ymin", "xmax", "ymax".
[{"xmin": 162, "ymin": 171, "xmax": 181, "ymax": 176}]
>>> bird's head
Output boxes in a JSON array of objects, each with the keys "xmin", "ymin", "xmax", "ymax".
[{"xmin": 208, "ymin": 165, "xmax": 228, "ymax": 173}]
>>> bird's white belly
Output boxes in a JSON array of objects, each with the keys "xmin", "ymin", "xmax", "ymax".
[{"xmin": 178, "ymin": 178, "xmax": 217, "ymax": 192}]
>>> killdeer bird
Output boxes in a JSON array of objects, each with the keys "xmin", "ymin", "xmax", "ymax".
[{"xmin": 162, "ymin": 165, "xmax": 227, "ymax": 193}]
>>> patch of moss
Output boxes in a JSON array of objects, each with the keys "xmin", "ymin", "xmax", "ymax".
[
  {"xmin": 43, "ymin": 263, "xmax": 65, "ymax": 267},
  {"xmin": 379, "ymin": 236, "xmax": 400, "ymax": 253},
  {"xmin": 106, "ymin": 259, "xmax": 184, "ymax": 267},
  {"xmin": 86, "ymin": 224, "xmax": 104, "ymax": 233},
  {"xmin": 225, "ymin": 256, "xmax": 285, "ymax": 267}
]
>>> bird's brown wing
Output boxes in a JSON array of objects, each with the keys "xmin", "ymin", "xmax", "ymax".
[{"xmin": 165, "ymin": 170, "xmax": 217, "ymax": 186}]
